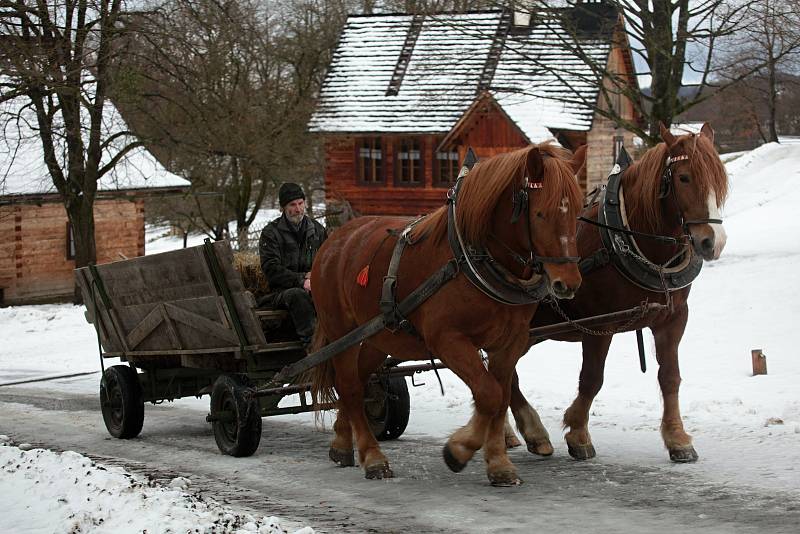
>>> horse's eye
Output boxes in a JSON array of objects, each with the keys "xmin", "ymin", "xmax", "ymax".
[
  {"xmin": 679, "ymin": 174, "xmax": 690, "ymax": 183},
  {"xmin": 536, "ymin": 211, "xmax": 544, "ymax": 219}
]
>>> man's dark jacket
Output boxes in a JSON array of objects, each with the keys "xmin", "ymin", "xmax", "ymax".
[{"xmin": 258, "ymin": 214, "xmax": 327, "ymax": 292}]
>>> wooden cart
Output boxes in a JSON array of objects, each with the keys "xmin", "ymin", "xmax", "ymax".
[{"xmin": 76, "ymin": 240, "xmax": 413, "ymax": 457}]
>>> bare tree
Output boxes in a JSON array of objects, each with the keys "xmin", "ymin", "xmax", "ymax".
[
  {"xmin": 501, "ymin": 0, "xmax": 767, "ymax": 145},
  {"xmin": 0, "ymin": 0, "xmax": 142, "ymax": 300},
  {"xmin": 716, "ymin": 0, "xmax": 800, "ymax": 142},
  {"xmin": 113, "ymin": 0, "xmax": 351, "ymax": 248}
]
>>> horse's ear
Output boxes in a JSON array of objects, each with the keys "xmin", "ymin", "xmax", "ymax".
[
  {"xmin": 659, "ymin": 122, "xmax": 677, "ymax": 147},
  {"xmin": 570, "ymin": 144, "xmax": 587, "ymax": 175},
  {"xmin": 526, "ymin": 146, "xmax": 544, "ymax": 181},
  {"xmin": 700, "ymin": 123, "xmax": 715, "ymax": 143}
]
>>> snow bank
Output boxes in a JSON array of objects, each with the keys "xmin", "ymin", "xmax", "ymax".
[{"xmin": 0, "ymin": 436, "xmax": 312, "ymax": 534}]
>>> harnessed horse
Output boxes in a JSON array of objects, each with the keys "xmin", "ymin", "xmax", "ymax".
[
  {"xmin": 508, "ymin": 123, "xmax": 729, "ymax": 463},
  {"xmin": 308, "ymin": 143, "xmax": 583, "ymax": 485}
]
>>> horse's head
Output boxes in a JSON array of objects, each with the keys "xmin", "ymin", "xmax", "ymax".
[
  {"xmin": 523, "ymin": 145, "xmax": 584, "ymax": 299},
  {"xmin": 658, "ymin": 123, "xmax": 729, "ymax": 261}
]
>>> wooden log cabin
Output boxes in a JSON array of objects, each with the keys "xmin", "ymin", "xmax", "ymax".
[
  {"xmin": 309, "ymin": 2, "xmax": 641, "ymax": 217},
  {"xmin": 0, "ymin": 147, "xmax": 189, "ymax": 305}
]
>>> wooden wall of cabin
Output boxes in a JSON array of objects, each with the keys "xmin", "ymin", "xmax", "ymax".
[
  {"xmin": 323, "ymin": 109, "xmax": 530, "ymax": 218},
  {"xmin": 586, "ymin": 40, "xmax": 640, "ymax": 192},
  {"xmin": 323, "ymin": 134, "xmax": 453, "ymax": 217},
  {"xmin": 0, "ymin": 198, "xmax": 145, "ymax": 305},
  {"xmin": 454, "ymin": 102, "xmax": 528, "ymax": 162}
]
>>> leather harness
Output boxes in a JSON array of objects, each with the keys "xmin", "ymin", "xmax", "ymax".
[{"xmin": 580, "ymin": 145, "xmax": 719, "ymax": 292}]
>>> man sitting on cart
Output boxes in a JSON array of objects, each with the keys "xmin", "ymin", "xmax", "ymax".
[{"xmin": 259, "ymin": 182, "xmax": 327, "ymax": 347}]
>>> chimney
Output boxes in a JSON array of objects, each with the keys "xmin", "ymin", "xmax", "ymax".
[{"xmin": 513, "ymin": 9, "xmax": 531, "ymax": 28}]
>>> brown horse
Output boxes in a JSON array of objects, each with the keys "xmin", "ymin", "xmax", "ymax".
[
  {"xmin": 508, "ymin": 124, "xmax": 728, "ymax": 463},
  {"xmin": 309, "ymin": 143, "xmax": 583, "ymax": 486}
]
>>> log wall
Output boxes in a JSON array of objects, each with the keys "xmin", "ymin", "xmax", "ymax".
[
  {"xmin": 325, "ymin": 135, "xmax": 452, "ymax": 217},
  {"xmin": 324, "ymin": 109, "xmax": 529, "ymax": 217},
  {"xmin": 0, "ymin": 198, "xmax": 145, "ymax": 305}
]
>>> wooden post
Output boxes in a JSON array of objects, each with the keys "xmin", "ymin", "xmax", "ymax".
[{"xmin": 751, "ymin": 349, "xmax": 767, "ymax": 376}]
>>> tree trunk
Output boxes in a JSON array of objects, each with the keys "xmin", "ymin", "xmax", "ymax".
[
  {"xmin": 767, "ymin": 55, "xmax": 779, "ymax": 143},
  {"xmin": 237, "ymin": 223, "xmax": 250, "ymax": 251},
  {"xmin": 66, "ymin": 198, "xmax": 97, "ymax": 304}
]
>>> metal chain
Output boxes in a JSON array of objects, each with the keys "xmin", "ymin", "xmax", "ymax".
[
  {"xmin": 545, "ymin": 297, "xmax": 651, "ymax": 337},
  {"xmin": 612, "ymin": 234, "xmax": 687, "ymax": 311}
]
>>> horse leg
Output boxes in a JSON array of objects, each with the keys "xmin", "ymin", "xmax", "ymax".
[
  {"xmin": 483, "ymin": 351, "xmax": 522, "ymax": 449},
  {"xmin": 329, "ymin": 410, "xmax": 354, "ymax": 467},
  {"xmin": 482, "ymin": 351, "xmax": 527, "ymax": 486},
  {"xmin": 509, "ymin": 370, "xmax": 553, "ymax": 456},
  {"xmin": 652, "ymin": 305, "xmax": 698, "ymax": 463},
  {"xmin": 332, "ymin": 343, "xmax": 393, "ymax": 479},
  {"xmin": 503, "ymin": 413, "xmax": 522, "ymax": 448},
  {"xmin": 563, "ymin": 334, "xmax": 613, "ymax": 460},
  {"xmin": 432, "ymin": 335, "xmax": 505, "ymax": 478}
]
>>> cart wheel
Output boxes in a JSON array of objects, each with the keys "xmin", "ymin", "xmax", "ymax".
[
  {"xmin": 100, "ymin": 365, "xmax": 144, "ymax": 439},
  {"xmin": 365, "ymin": 375, "xmax": 410, "ymax": 441},
  {"xmin": 210, "ymin": 375, "xmax": 262, "ymax": 457}
]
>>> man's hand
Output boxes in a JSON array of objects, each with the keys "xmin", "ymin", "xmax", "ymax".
[{"xmin": 303, "ymin": 278, "xmax": 311, "ymax": 292}]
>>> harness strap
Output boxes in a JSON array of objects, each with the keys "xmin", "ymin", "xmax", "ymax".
[
  {"xmin": 578, "ymin": 216, "xmax": 679, "ymax": 244},
  {"xmin": 578, "ymin": 248, "xmax": 610, "ymax": 276},
  {"xmin": 379, "ymin": 231, "xmax": 417, "ymax": 335},
  {"xmin": 266, "ymin": 258, "xmax": 460, "ymax": 386}
]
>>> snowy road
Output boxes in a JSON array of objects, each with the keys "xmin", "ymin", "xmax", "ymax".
[{"xmin": 1, "ymin": 385, "xmax": 798, "ymax": 534}]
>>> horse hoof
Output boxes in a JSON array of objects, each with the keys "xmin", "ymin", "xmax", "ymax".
[
  {"xmin": 505, "ymin": 435, "xmax": 523, "ymax": 449},
  {"xmin": 567, "ymin": 442, "xmax": 596, "ymax": 460},
  {"xmin": 526, "ymin": 440, "xmax": 554, "ymax": 457},
  {"xmin": 364, "ymin": 463, "xmax": 393, "ymax": 480},
  {"xmin": 489, "ymin": 470, "xmax": 524, "ymax": 487},
  {"xmin": 329, "ymin": 447, "xmax": 355, "ymax": 467},
  {"xmin": 669, "ymin": 446, "xmax": 699, "ymax": 463},
  {"xmin": 442, "ymin": 444, "xmax": 467, "ymax": 473}
]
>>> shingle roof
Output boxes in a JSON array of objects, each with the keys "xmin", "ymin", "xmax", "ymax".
[{"xmin": 309, "ymin": 8, "xmax": 618, "ymax": 135}]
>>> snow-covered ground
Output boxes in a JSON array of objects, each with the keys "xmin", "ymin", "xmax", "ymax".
[
  {"xmin": 0, "ymin": 435, "xmax": 310, "ymax": 533},
  {"xmin": 1, "ymin": 142, "xmax": 799, "ymax": 530}
]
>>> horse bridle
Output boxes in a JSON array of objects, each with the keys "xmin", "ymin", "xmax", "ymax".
[
  {"xmin": 503, "ymin": 169, "xmax": 580, "ymax": 273},
  {"xmin": 660, "ymin": 151, "xmax": 723, "ymax": 243}
]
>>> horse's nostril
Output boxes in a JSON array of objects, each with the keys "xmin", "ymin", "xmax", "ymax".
[
  {"xmin": 553, "ymin": 280, "xmax": 567, "ymax": 293},
  {"xmin": 701, "ymin": 237, "xmax": 714, "ymax": 252}
]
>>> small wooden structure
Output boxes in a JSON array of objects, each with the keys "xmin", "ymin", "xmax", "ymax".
[
  {"xmin": 309, "ymin": 3, "xmax": 641, "ymax": 217},
  {"xmin": 0, "ymin": 148, "xmax": 189, "ymax": 306},
  {"xmin": 751, "ymin": 349, "xmax": 768, "ymax": 376}
]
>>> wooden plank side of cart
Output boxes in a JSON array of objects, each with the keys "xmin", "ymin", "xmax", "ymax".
[{"xmin": 76, "ymin": 241, "xmax": 285, "ymax": 367}]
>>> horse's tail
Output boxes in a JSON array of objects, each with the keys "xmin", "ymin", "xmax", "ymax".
[{"xmin": 302, "ymin": 322, "xmax": 337, "ymax": 424}]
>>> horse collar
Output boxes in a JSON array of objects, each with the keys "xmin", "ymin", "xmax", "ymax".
[
  {"xmin": 446, "ymin": 165, "xmax": 551, "ymax": 305},
  {"xmin": 597, "ymin": 147, "xmax": 702, "ymax": 292}
]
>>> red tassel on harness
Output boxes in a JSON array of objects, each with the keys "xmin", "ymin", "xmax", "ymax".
[{"xmin": 356, "ymin": 265, "xmax": 370, "ymax": 287}]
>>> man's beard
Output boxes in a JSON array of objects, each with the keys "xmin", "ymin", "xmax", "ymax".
[{"xmin": 286, "ymin": 211, "xmax": 304, "ymax": 225}]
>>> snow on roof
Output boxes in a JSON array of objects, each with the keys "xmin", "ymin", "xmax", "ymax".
[
  {"xmin": 0, "ymin": 98, "xmax": 190, "ymax": 197},
  {"xmin": 670, "ymin": 122, "xmax": 704, "ymax": 135},
  {"xmin": 309, "ymin": 13, "xmax": 499, "ymax": 133},
  {"xmin": 309, "ymin": 8, "xmax": 615, "ymax": 135}
]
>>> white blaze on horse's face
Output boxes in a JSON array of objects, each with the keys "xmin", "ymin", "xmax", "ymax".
[
  {"xmin": 559, "ymin": 197, "xmax": 573, "ymax": 256},
  {"xmin": 707, "ymin": 190, "xmax": 727, "ymax": 260}
]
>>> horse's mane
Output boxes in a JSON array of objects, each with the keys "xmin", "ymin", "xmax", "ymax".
[
  {"xmin": 624, "ymin": 134, "xmax": 729, "ymax": 232},
  {"xmin": 411, "ymin": 143, "xmax": 583, "ymax": 245}
]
